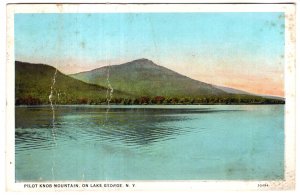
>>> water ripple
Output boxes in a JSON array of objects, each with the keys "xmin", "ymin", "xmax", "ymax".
[{"xmin": 15, "ymin": 106, "xmax": 241, "ymax": 152}]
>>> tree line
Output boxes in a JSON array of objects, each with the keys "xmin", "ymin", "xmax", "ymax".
[{"xmin": 15, "ymin": 95, "xmax": 285, "ymax": 105}]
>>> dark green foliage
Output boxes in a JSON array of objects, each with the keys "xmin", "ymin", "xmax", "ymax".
[
  {"xmin": 15, "ymin": 96, "xmax": 42, "ymax": 105},
  {"xmin": 111, "ymin": 95, "xmax": 284, "ymax": 105}
]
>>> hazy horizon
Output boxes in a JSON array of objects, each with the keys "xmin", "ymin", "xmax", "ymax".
[{"xmin": 15, "ymin": 12, "xmax": 285, "ymax": 97}]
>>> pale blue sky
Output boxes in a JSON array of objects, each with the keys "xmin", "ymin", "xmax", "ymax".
[{"xmin": 14, "ymin": 13, "xmax": 285, "ymax": 96}]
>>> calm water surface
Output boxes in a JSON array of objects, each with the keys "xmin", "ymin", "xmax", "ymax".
[{"xmin": 15, "ymin": 105, "xmax": 284, "ymax": 181}]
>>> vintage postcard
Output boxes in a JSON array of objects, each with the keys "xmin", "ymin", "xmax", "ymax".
[{"xmin": 6, "ymin": 3, "xmax": 296, "ymax": 191}]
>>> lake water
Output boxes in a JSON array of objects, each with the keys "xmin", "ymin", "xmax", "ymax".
[{"xmin": 15, "ymin": 105, "xmax": 284, "ymax": 181}]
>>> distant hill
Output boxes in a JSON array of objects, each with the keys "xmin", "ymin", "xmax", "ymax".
[
  {"xmin": 213, "ymin": 85, "xmax": 251, "ymax": 95},
  {"xmin": 15, "ymin": 61, "xmax": 132, "ymax": 105},
  {"xmin": 70, "ymin": 58, "xmax": 228, "ymax": 97}
]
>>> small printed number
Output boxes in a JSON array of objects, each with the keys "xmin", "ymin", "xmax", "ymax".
[{"xmin": 258, "ymin": 183, "xmax": 269, "ymax": 187}]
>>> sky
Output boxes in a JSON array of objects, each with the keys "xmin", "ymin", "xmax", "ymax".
[{"xmin": 14, "ymin": 12, "xmax": 285, "ymax": 97}]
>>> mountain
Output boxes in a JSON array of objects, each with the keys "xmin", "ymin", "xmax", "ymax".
[
  {"xmin": 15, "ymin": 60, "xmax": 284, "ymax": 105},
  {"xmin": 214, "ymin": 86, "xmax": 285, "ymax": 101},
  {"xmin": 15, "ymin": 61, "xmax": 132, "ymax": 105},
  {"xmin": 70, "ymin": 58, "xmax": 285, "ymax": 104},
  {"xmin": 70, "ymin": 58, "xmax": 228, "ymax": 97}
]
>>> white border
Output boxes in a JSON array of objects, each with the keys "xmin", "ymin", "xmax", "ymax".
[
  {"xmin": 6, "ymin": 3, "xmax": 296, "ymax": 13},
  {"xmin": 5, "ymin": 3, "xmax": 296, "ymax": 192}
]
